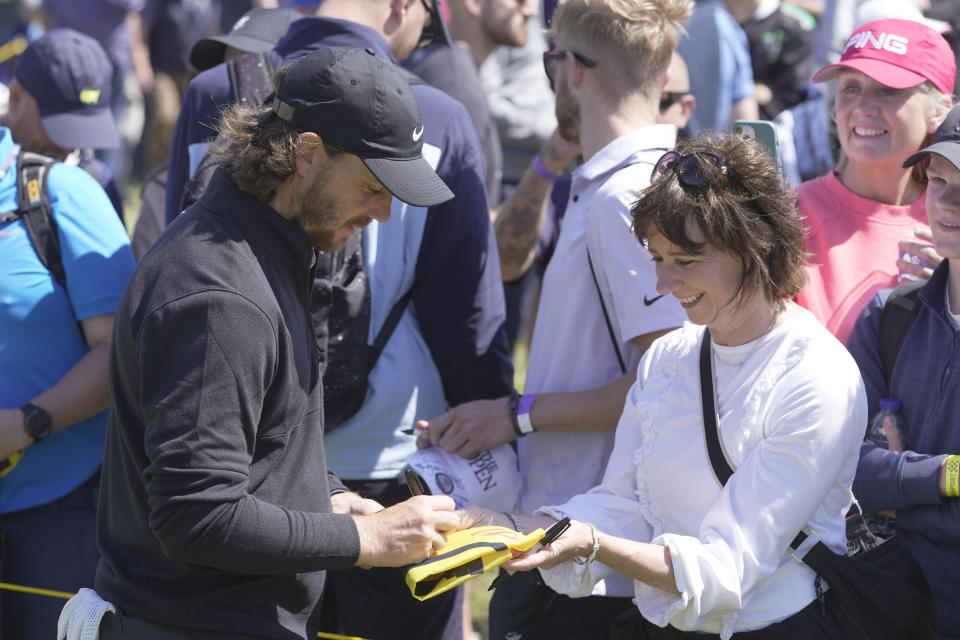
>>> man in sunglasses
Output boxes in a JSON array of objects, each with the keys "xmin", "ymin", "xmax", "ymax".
[
  {"xmin": 165, "ymin": 1, "xmax": 514, "ymax": 639},
  {"xmin": 417, "ymin": 1, "xmax": 692, "ymax": 637},
  {"xmin": 657, "ymin": 51, "xmax": 697, "ymax": 136}
]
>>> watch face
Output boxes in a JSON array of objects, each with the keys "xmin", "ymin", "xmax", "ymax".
[{"xmin": 23, "ymin": 404, "xmax": 53, "ymax": 441}]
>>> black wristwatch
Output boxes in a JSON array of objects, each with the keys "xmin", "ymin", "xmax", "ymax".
[{"xmin": 20, "ymin": 403, "xmax": 53, "ymax": 443}]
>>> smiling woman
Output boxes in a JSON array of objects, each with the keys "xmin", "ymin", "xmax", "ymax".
[
  {"xmin": 794, "ymin": 18, "xmax": 954, "ymax": 343},
  {"xmin": 461, "ymin": 132, "xmax": 870, "ymax": 638}
]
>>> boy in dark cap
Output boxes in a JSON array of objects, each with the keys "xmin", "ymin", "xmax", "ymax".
[
  {"xmin": 847, "ymin": 105, "xmax": 960, "ymax": 639},
  {"xmin": 1, "ymin": 28, "xmax": 125, "ymax": 218},
  {"xmin": 66, "ymin": 47, "xmax": 460, "ymax": 640}
]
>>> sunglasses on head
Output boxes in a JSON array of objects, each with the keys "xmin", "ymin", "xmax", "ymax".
[
  {"xmin": 542, "ymin": 49, "xmax": 597, "ymax": 88},
  {"xmin": 659, "ymin": 91, "xmax": 687, "ymax": 112},
  {"xmin": 652, "ymin": 150, "xmax": 727, "ymax": 187}
]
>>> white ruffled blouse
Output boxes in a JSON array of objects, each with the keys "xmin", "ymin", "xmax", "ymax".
[{"xmin": 537, "ymin": 312, "xmax": 867, "ymax": 638}]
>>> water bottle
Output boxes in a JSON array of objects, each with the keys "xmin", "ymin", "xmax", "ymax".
[
  {"xmin": 867, "ymin": 397, "xmax": 908, "ymax": 452},
  {"xmin": 865, "ymin": 398, "xmax": 908, "ymax": 538}
]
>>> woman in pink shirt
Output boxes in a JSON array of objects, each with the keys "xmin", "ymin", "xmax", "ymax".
[{"xmin": 796, "ymin": 18, "xmax": 954, "ymax": 343}]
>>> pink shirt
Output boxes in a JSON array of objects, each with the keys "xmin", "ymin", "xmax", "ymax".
[{"xmin": 796, "ymin": 172, "xmax": 927, "ymax": 343}]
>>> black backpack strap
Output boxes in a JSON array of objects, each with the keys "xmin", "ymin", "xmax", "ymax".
[
  {"xmin": 878, "ymin": 281, "xmax": 923, "ymax": 394},
  {"xmin": 16, "ymin": 150, "xmax": 65, "ymax": 290},
  {"xmin": 227, "ymin": 51, "xmax": 276, "ymax": 107},
  {"xmin": 14, "ymin": 150, "xmax": 86, "ymax": 342},
  {"xmin": 182, "ymin": 53, "xmax": 276, "ymax": 212},
  {"xmin": 699, "ymin": 329, "xmax": 734, "ymax": 486},
  {"xmin": 367, "ymin": 286, "xmax": 414, "ymax": 374}
]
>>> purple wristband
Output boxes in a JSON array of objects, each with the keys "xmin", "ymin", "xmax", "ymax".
[
  {"xmin": 517, "ymin": 393, "xmax": 537, "ymax": 434},
  {"xmin": 532, "ymin": 154, "xmax": 558, "ymax": 182}
]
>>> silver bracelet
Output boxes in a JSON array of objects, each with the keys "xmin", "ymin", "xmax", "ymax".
[
  {"xmin": 573, "ymin": 523, "xmax": 600, "ymax": 565},
  {"xmin": 503, "ymin": 512, "xmax": 525, "ymax": 535}
]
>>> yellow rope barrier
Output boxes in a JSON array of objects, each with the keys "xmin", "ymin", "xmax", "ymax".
[
  {"xmin": 0, "ymin": 582, "xmax": 370, "ymax": 639},
  {"xmin": 0, "ymin": 581, "xmax": 73, "ymax": 599}
]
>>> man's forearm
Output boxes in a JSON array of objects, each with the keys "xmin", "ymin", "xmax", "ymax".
[
  {"xmin": 527, "ymin": 329, "xmax": 672, "ymax": 433},
  {"xmin": 493, "ymin": 165, "xmax": 554, "ymax": 282},
  {"xmin": 530, "ymin": 372, "xmax": 634, "ymax": 434},
  {"xmin": 0, "ymin": 339, "xmax": 111, "ymax": 459},
  {"xmin": 493, "ymin": 133, "xmax": 577, "ymax": 282}
]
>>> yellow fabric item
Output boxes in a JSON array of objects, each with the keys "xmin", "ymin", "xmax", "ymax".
[{"xmin": 405, "ymin": 525, "xmax": 544, "ymax": 601}]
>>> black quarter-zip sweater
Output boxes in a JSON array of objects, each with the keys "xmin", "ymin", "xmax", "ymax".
[{"xmin": 96, "ymin": 168, "xmax": 361, "ymax": 639}]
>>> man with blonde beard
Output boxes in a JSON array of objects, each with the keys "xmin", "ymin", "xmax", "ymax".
[
  {"xmin": 447, "ymin": 0, "xmax": 538, "ymax": 65},
  {"xmin": 417, "ymin": 1, "xmax": 692, "ymax": 637}
]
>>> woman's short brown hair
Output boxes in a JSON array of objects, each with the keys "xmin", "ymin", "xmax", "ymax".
[{"xmin": 631, "ymin": 132, "xmax": 807, "ymax": 302}]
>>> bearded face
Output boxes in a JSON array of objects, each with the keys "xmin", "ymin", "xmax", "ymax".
[{"xmin": 481, "ymin": 0, "xmax": 531, "ymax": 48}]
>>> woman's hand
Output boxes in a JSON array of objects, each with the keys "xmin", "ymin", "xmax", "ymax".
[{"xmin": 504, "ymin": 520, "xmax": 594, "ymax": 571}]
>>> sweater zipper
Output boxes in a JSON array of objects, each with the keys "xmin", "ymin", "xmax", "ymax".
[{"xmin": 941, "ymin": 331, "xmax": 958, "ymax": 394}]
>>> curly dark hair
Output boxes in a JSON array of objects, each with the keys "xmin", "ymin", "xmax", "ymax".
[
  {"xmin": 206, "ymin": 102, "xmax": 301, "ymax": 204},
  {"xmin": 631, "ymin": 131, "xmax": 808, "ymax": 303}
]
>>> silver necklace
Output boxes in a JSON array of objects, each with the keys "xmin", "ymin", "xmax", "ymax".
[{"xmin": 712, "ymin": 301, "xmax": 783, "ymax": 369}]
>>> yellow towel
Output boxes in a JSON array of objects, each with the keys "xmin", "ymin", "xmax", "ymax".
[{"xmin": 405, "ymin": 525, "xmax": 544, "ymax": 601}]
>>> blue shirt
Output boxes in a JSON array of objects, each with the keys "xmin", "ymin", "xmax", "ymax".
[
  {"xmin": 678, "ymin": 1, "xmax": 754, "ymax": 134},
  {"xmin": 0, "ymin": 127, "xmax": 135, "ymax": 513},
  {"xmin": 165, "ymin": 18, "xmax": 513, "ymax": 477}
]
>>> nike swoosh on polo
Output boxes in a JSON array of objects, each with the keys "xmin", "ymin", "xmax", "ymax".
[
  {"xmin": 643, "ymin": 294, "xmax": 665, "ymax": 306},
  {"xmin": 412, "ymin": 125, "xmax": 424, "ymax": 141}
]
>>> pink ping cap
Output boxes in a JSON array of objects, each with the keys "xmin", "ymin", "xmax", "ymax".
[{"xmin": 812, "ymin": 19, "xmax": 955, "ymax": 95}]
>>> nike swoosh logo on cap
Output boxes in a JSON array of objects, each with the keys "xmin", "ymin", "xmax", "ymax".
[
  {"xmin": 412, "ymin": 125, "xmax": 424, "ymax": 141},
  {"xmin": 643, "ymin": 294, "xmax": 665, "ymax": 306}
]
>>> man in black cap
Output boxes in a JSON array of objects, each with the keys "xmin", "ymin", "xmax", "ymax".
[
  {"xmin": 1, "ymin": 28, "xmax": 125, "ymax": 218},
  {"xmin": 166, "ymin": 4, "xmax": 514, "ymax": 638},
  {"xmin": 189, "ymin": 7, "xmax": 302, "ymax": 72},
  {"xmin": 84, "ymin": 47, "xmax": 460, "ymax": 640},
  {"xmin": 132, "ymin": 7, "xmax": 302, "ymax": 260}
]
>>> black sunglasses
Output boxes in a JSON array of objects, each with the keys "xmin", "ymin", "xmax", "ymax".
[
  {"xmin": 652, "ymin": 150, "xmax": 727, "ymax": 187},
  {"xmin": 659, "ymin": 91, "xmax": 687, "ymax": 112},
  {"xmin": 542, "ymin": 50, "xmax": 597, "ymax": 88}
]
